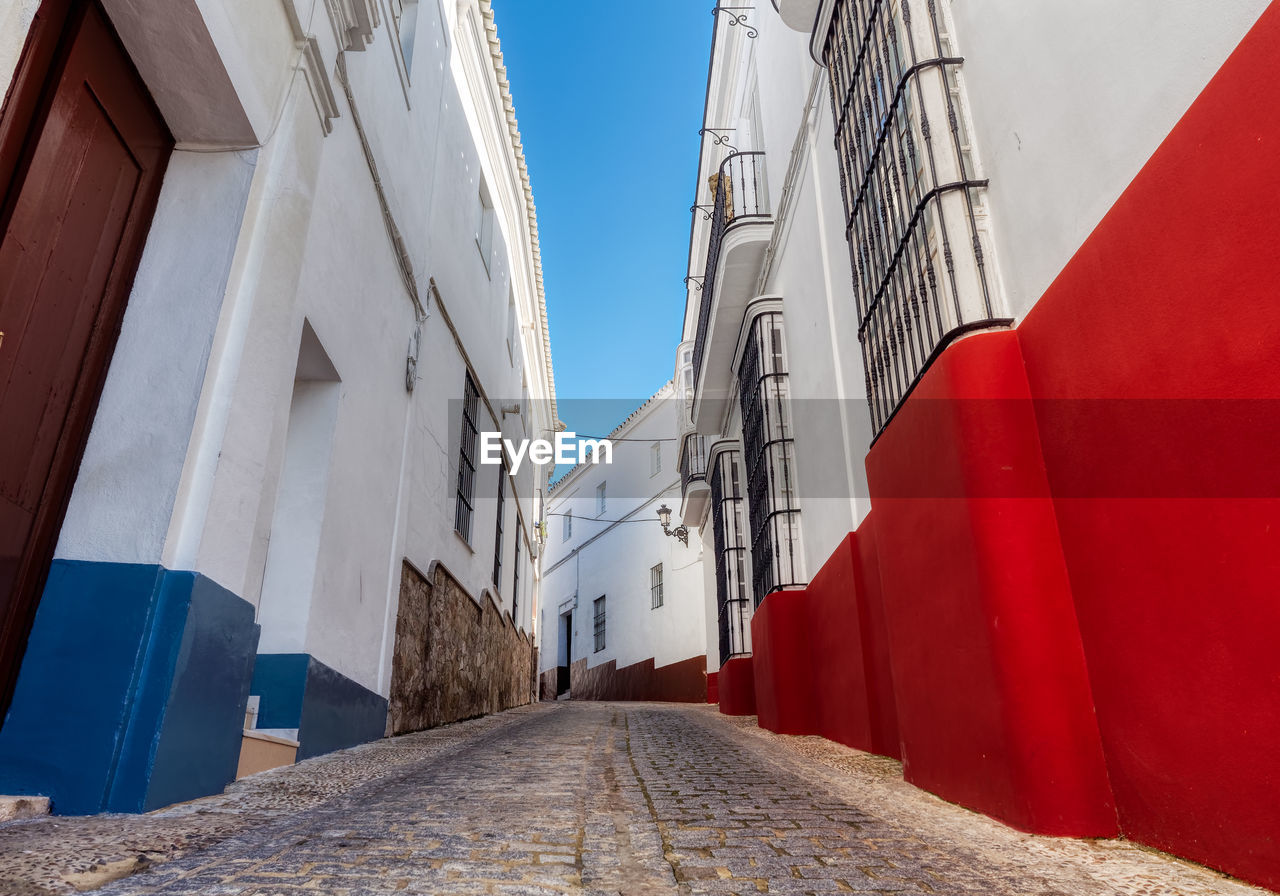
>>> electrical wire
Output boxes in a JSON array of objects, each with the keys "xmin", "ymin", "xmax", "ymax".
[{"xmin": 174, "ymin": 0, "xmax": 323, "ymax": 155}]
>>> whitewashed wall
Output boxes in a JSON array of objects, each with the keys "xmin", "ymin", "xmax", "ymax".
[
  {"xmin": 540, "ymin": 386, "xmax": 709, "ymax": 681},
  {"xmin": 17, "ymin": 0, "xmax": 555, "ymax": 700}
]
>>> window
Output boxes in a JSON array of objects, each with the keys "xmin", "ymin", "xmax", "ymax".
[
  {"xmin": 679, "ymin": 433, "xmax": 707, "ymax": 493},
  {"xmin": 822, "ymin": 0, "xmax": 1001, "ymax": 432},
  {"xmin": 493, "ymin": 464, "xmax": 505, "ymax": 589},
  {"xmin": 650, "ymin": 442, "xmax": 662, "ymax": 476},
  {"xmin": 391, "ymin": 0, "xmax": 420, "ymax": 74},
  {"xmin": 738, "ymin": 311, "xmax": 804, "ymax": 606},
  {"xmin": 476, "ymin": 180, "xmax": 495, "ymax": 275},
  {"xmin": 593, "ymin": 596, "xmax": 606, "ymax": 652},
  {"xmin": 596, "ymin": 482, "xmax": 606, "ymax": 516},
  {"xmin": 454, "ymin": 372, "xmax": 480, "ymax": 541},
  {"xmin": 507, "ymin": 289, "xmax": 517, "ymax": 366},
  {"xmin": 512, "ymin": 524, "xmax": 522, "ymax": 621},
  {"xmin": 562, "ymin": 510, "xmax": 572, "ymax": 541},
  {"xmin": 711, "ymin": 449, "xmax": 750, "ymax": 663},
  {"xmin": 650, "ymin": 563, "xmax": 664, "ymax": 609}
]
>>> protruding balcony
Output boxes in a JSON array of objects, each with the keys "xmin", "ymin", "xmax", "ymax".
[
  {"xmin": 678, "ymin": 432, "xmax": 710, "ymax": 526},
  {"xmin": 690, "ymin": 151, "xmax": 772, "ymax": 433},
  {"xmin": 771, "ymin": 0, "xmax": 822, "ymax": 33}
]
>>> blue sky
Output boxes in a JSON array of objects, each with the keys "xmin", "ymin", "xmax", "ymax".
[{"xmin": 491, "ymin": 1, "xmax": 712, "ymax": 439}]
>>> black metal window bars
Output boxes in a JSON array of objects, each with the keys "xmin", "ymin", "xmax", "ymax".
[
  {"xmin": 692, "ymin": 151, "xmax": 771, "ymax": 391},
  {"xmin": 678, "ymin": 432, "xmax": 709, "ymax": 499},
  {"xmin": 650, "ymin": 563, "xmax": 664, "ymax": 609},
  {"xmin": 711, "ymin": 448, "xmax": 751, "ymax": 664},
  {"xmin": 738, "ymin": 311, "xmax": 805, "ymax": 607},
  {"xmin": 822, "ymin": 0, "xmax": 1009, "ymax": 433},
  {"xmin": 493, "ymin": 461, "xmax": 505, "ymax": 590},
  {"xmin": 512, "ymin": 523, "xmax": 521, "ymax": 620},
  {"xmin": 593, "ymin": 596, "xmax": 606, "ymax": 653},
  {"xmin": 454, "ymin": 372, "xmax": 479, "ymax": 541}
]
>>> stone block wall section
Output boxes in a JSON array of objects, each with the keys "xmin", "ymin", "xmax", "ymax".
[{"xmin": 389, "ymin": 562, "xmax": 536, "ymax": 735}]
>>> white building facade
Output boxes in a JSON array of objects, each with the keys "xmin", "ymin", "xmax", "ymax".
[
  {"xmin": 538, "ymin": 384, "xmax": 710, "ymax": 703},
  {"xmin": 683, "ymin": 0, "xmax": 1280, "ymax": 890},
  {"xmin": 0, "ymin": 0, "xmax": 556, "ymax": 814}
]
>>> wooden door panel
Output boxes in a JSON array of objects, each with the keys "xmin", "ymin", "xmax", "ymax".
[
  {"xmin": 0, "ymin": 0, "xmax": 172, "ymax": 712},
  {"xmin": 0, "ymin": 85, "xmax": 143, "ymax": 506}
]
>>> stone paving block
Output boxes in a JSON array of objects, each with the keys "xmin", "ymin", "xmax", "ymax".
[{"xmin": 0, "ymin": 703, "xmax": 1272, "ymax": 896}]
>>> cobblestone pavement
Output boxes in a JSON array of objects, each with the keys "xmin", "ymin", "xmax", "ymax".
[{"xmin": 0, "ymin": 702, "xmax": 1269, "ymax": 896}]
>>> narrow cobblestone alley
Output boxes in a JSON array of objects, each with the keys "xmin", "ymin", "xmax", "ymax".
[{"xmin": 0, "ymin": 703, "xmax": 1266, "ymax": 896}]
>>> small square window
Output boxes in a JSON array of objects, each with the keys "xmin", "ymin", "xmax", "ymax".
[{"xmin": 650, "ymin": 442, "xmax": 662, "ymax": 476}]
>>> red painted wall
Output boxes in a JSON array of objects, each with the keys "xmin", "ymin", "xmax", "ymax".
[
  {"xmin": 716, "ymin": 656, "xmax": 756, "ymax": 716},
  {"xmin": 751, "ymin": 589, "xmax": 817, "ymax": 734},
  {"xmin": 865, "ymin": 332, "xmax": 1117, "ymax": 837},
  {"xmin": 742, "ymin": 525, "xmax": 900, "ymax": 757},
  {"xmin": 1015, "ymin": 3, "xmax": 1280, "ymax": 887},
  {"xmin": 852, "ymin": 519, "xmax": 900, "ymax": 759},
  {"xmin": 706, "ymin": 670, "xmax": 719, "ymax": 705}
]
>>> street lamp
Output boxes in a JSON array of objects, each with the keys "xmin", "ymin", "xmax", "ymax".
[{"xmin": 657, "ymin": 504, "xmax": 689, "ymax": 547}]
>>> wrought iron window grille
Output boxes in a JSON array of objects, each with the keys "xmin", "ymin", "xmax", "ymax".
[
  {"xmin": 493, "ymin": 462, "xmax": 505, "ymax": 590},
  {"xmin": 711, "ymin": 449, "xmax": 751, "ymax": 664},
  {"xmin": 738, "ymin": 312, "xmax": 804, "ymax": 607},
  {"xmin": 679, "ymin": 433, "xmax": 709, "ymax": 498},
  {"xmin": 454, "ymin": 372, "xmax": 479, "ymax": 542},
  {"xmin": 822, "ymin": 0, "xmax": 1010, "ymax": 433},
  {"xmin": 593, "ymin": 596, "xmax": 606, "ymax": 653}
]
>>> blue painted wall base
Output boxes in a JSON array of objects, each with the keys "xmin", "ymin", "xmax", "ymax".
[
  {"xmin": 0, "ymin": 561, "xmax": 259, "ymax": 814},
  {"xmin": 251, "ymin": 654, "xmax": 387, "ymax": 760}
]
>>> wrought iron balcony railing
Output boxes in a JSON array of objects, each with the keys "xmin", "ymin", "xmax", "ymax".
[
  {"xmin": 691, "ymin": 151, "xmax": 771, "ymax": 391},
  {"xmin": 678, "ymin": 432, "xmax": 708, "ymax": 497}
]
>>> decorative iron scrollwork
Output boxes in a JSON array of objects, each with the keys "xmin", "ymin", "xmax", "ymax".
[
  {"xmin": 698, "ymin": 127, "xmax": 739, "ymax": 154},
  {"xmin": 712, "ymin": 5, "xmax": 758, "ymax": 38}
]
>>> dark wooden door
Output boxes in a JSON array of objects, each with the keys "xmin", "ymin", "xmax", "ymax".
[{"xmin": 0, "ymin": 0, "xmax": 172, "ymax": 712}]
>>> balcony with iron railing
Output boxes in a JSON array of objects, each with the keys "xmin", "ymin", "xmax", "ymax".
[
  {"xmin": 677, "ymin": 432, "xmax": 710, "ymax": 527},
  {"xmin": 689, "ymin": 151, "xmax": 773, "ymax": 434}
]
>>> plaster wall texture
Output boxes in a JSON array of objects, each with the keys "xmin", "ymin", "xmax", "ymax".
[
  {"xmin": 0, "ymin": 0, "xmax": 41, "ymax": 92},
  {"xmin": 7, "ymin": 0, "xmax": 553, "ymax": 704},
  {"xmin": 540, "ymin": 388, "xmax": 709, "ymax": 681},
  {"xmin": 947, "ymin": 0, "xmax": 1271, "ymax": 321}
]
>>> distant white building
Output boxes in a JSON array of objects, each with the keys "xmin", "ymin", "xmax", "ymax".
[
  {"xmin": 538, "ymin": 383, "xmax": 709, "ymax": 702},
  {"xmin": 0, "ymin": 0, "xmax": 555, "ymax": 814}
]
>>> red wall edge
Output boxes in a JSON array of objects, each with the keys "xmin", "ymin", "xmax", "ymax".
[
  {"xmin": 706, "ymin": 670, "xmax": 719, "ymax": 705},
  {"xmin": 745, "ymin": 525, "xmax": 901, "ymax": 758},
  {"xmin": 866, "ymin": 331, "xmax": 1117, "ymax": 837},
  {"xmin": 717, "ymin": 656, "xmax": 756, "ymax": 716},
  {"xmin": 751, "ymin": 589, "xmax": 817, "ymax": 735},
  {"xmin": 1014, "ymin": 2, "xmax": 1280, "ymax": 886},
  {"xmin": 569, "ymin": 654, "xmax": 706, "ymax": 703}
]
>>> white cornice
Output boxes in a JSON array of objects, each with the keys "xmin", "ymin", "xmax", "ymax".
[{"xmin": 475, "ymin": 0, "xmax": 559, "ymax": 428}]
